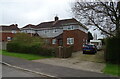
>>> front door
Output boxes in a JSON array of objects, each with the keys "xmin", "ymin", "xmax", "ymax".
[{"xmin": 58, "ymin": 39, "xmax": 63, "ymax": 46}]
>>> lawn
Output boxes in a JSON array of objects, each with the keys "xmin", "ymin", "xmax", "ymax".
[
  {"xmin": 0, "ymin": 50, "xmax": 53, "ymax": 60},
  {"xmin": 103, "ymin": 63, "xmax": 120, "ymax": 76}
]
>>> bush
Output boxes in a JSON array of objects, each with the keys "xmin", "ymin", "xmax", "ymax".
[
  {"xmin": 7, "ymin": 33, "xmax": 55, "ymax": 56},
  {"xmin": 7, "ymin": 42, "xmax": 20, "ymax": 52},
  {"xmin": 105, "ymin": 37, "xmax": 120, "ymax": 64},
  {"xmin": 7, "ymin": 42, "xmax": 55, "ymax": 56}
]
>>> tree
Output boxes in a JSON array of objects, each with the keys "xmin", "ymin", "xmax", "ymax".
[
  {"xmin": 87, "ymin": 32, "xmax": 93, "ymax": 43},
  {"xmin": 71, "ymin": 1, "xmax": 120, "ymax": 37}
]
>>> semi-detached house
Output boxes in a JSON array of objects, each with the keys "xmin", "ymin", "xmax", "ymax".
[
  {"xmin": 0, "ymin": 24, "xmax": 20, "ymax": 42},
  {"xmin": 21, "ymin": 16, "xmax": 88, "ymax": 51},
  {"xmin": 0, "ymin": 24, "xmax": 20, "ymax": 50}
]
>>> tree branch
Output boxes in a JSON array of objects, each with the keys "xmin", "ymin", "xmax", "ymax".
[{"xmin": 88, "ymin": 16, "xmax": 114, "ymax": 36}]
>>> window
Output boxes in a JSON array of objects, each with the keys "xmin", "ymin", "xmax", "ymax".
[
  {"xmin": 53, "ymin": 29, "xmax": 58, "ymax": 33},
  {"xmin": 22, "ymin": 30, "xmax": 27, "ymax": 33},
  {"xmin": 52, "ymin": 39, "xmax": 56, "ymax": 44},
  {"xmin": 67, "ymin": 26, "xmax": 74, "ymax": 30},
  {"xmin": 12, "ymin": 30, "xmax": 17, "ymax": 33},
  {"xmin": 44, "ymin": 30, "xmax": 49, "ymax": 33},
  {"xmin": 67, "ymin": 38, "xmax": 74, "ymax": 45},
  {"xmin": 7, "ymin": 37, "xmax": 12, "ymax": 41}
]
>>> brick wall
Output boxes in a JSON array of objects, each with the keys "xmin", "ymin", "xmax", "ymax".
[
  {"xmin": 1, "ymin": 33, "xmax": 14, "ymax": 42},
  {"xmin": 42, "ymin": 29, "xmax": 88, "ymax": 52},
  {"xmin": 63, "ymin": 29, "xmax": 87, "ymax": 51}
]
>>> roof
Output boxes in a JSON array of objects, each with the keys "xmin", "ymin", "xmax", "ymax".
[
  {"xmin": 0, "ymin": 24, "xmax": 20, "ymax": 31},
  {"xmin": 36, "ymin": 18, "xmax": 88, "ymax": 30},
  {"xmin": 22, "ymin": 24, "xmax": 36, "ymax": 29},
  {"xmin": 90, "ymin": 40, "xmax": 102, "ymax": 43}
]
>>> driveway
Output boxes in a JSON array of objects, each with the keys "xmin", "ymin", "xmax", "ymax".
[{"xmin": 33, "ymin": 50, "xmax": 106, "ymax": 73}]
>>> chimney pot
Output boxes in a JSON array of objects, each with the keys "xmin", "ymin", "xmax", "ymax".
[{"xmin": 55, "ymin": 16, "xmax": 59, "ymax": 21}]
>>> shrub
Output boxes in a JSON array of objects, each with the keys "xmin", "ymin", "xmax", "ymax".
[
  {"xmin": 7, "ymin": 33, "xmax": 55, "ymax": 56},
  {"xmin": 40, "ymin": 46, "xmax": 55, "ymax": 56},
  {"xmin": 7, "ymin": 42, "xmax": 19, "ymax": 52},
  {"xmin": 105, "ymin": 37, "xmax": 120, "ymax": 64}
]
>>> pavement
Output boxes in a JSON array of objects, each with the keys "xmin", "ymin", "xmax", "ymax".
[{"xmin": 1, "ymin": 55, "xmax": 116, "ymax": 78}]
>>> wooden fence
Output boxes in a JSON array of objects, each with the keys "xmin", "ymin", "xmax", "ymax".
[{"xmin": 55, "ymin": 46, "xmax": 73, "ymax": 58}]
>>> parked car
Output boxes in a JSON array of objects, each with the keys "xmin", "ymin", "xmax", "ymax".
[{"xmin": 82, "ymin": 44, "xmax": 97, "ymax": 54}]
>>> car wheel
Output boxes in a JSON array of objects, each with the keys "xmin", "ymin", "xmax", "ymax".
[{"xmin": 83, "ymin": 51, "xmax": 85, "ymax": 54}]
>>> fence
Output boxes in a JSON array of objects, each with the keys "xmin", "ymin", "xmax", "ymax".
[{"xmin": 55, "ymin": 46, "xmax": 73, "ymax": 58}]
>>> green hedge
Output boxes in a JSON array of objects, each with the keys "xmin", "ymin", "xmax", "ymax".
[
  {"xmin": 7, "ymin": 42, "xmax": 55, "ymax": 56},
  {"xmin": 105, "ymin": 37, "xmax": 120, "ymax": 64},
  {"xmin": 6, "ymin": 33, "xmax": 55, "ymax": 56}
]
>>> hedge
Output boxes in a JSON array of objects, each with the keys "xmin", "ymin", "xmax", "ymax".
[
  {"xmin": 7, "ymin": 42, "xmax": 55, "ymax": 56},
  {"xmin": 105, "ymin": 37, "xmax": 120, "ymax": 64},
  {"xmin": 6, "ymin": 33, "xmax": 55, "ymax": 56}
]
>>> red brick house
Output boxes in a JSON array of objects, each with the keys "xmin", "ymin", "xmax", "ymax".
[
  {"xmin": 0, "ymin": 24, "xmax": 20, "ymax": 42},
  {"xmin": 21, "ymin": 16, "xmax": 88, "ymax": 51}
]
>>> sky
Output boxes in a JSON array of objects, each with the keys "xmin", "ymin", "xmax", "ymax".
[
  {"xmin": 0, "ymin": 0, "xmax": 108, "ymax": 39},
  {"xmin": 0, "ymin": 0, "xmax": 74, "ymax": 28}
]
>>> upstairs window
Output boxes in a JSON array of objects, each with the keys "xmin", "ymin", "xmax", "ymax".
[
  {"xmin": 67, "ymin": 26, "xmax": 74, "ymax": 30},
  {"xmin": 53, "ymin": 29, "xmax": 58, "ymax": 33},
  {"xmin": 67, "ymin": 38, "xmax": 74, "ymax": 45},
  {"xmin": 12, "ymin": 30, "xmax": 17, "ymax": 33},
  {"xmin": 44, "ymin": 30, "xmax": 49, "ymax": 33},
  {"xmin": 22, "ymin": 30, "xmax": 27, "ymax": 33}
]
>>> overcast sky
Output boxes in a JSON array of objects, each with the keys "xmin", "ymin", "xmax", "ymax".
[
  {"xmin": 0, "ymin": 0, "xmax": 118, "ymax": 28},
  {"xmin": 0, "ymin": 0, "xmax": 75, "ymax": 28},
  {"xmin": 1, "ymin": 0, "xmax": 112, "ymax": 39}
]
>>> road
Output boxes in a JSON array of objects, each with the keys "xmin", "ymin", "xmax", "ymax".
[
  {"xmin": 2, "ymin": 64, "xmax": 44, "ymax": 77},
  {"xmin": 2, "ymin": 55, "xmax": 116, "ymax": 78}
]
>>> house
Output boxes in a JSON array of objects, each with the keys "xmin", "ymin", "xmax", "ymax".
[
  {"xmin": 21, "ymin": 16, "xmax": 88, "ymax": 51},
  {"xmin": 0, "ymin": 24, "xmax": 20, "ymax": 42},
  {"xmin": 0, "ymin": 24, "xmax": 20, "ymax": 50}
]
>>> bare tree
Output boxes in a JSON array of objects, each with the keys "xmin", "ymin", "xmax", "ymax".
[{"xmin": 71, "ymin": 0, "xmax": 120, "ymax": 37}]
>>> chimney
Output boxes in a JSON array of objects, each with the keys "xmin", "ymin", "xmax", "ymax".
[
  {"xmin": 10, "ymin": 24, "xmax": 18, "ymax": 27},
  {"xmin": 55, "ymin": 16, "xmax": 59, "ymax": 21},
  {"xmin": 15, "ymin": 24, "xmax": 18, "ymax": 27}
]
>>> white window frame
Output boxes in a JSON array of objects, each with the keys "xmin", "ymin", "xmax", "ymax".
[
  {"xmin": 7, "ymin": 37, "xmax": 12, "ymax": 41},
  {"xmin": 44, "ymin": 30, "xmax": 49, "ymax": 34},
  {"xmin": 67, "ymin": 38, "xmax": 74, "ymax": 45},
  {"xmin": 53, "ymin": 29, "xmax": 58, "ymax": 33},
  {"xmin": 67, "ymin": 26, "xmax": 74, "ymax": 30},
  {"xmin": 52, "ymin": 39, "xmax": 56, "ymax": 44},
  {"xmin": 12, "ymin": 30, "xmax": 17, "ymax": 33}
]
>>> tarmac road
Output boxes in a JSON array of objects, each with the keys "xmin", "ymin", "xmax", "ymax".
[
  {"xmin": 2, "ymin": 55, "xmax": 119, "ymax": 79},
  {"xmin": 2, "ymin": 64, "xmax": 44, "ymax": 77}
]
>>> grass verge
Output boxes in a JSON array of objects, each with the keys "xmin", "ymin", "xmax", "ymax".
[
  {"xmin": 103, "ymin": 63, "xmax": 120, "ymax": 76},
  {"xmin": 0, "ymin": 50, "xmax": 53, "ymax": 60}
]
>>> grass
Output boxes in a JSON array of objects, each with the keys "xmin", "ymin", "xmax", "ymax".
[
  {"xmin": 0, "ymin": 50, "xmax": 53, "ymax": 60},
  {"xmin": 103, "ymin": 63, "xmax": 120, "ymax": 76}
]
